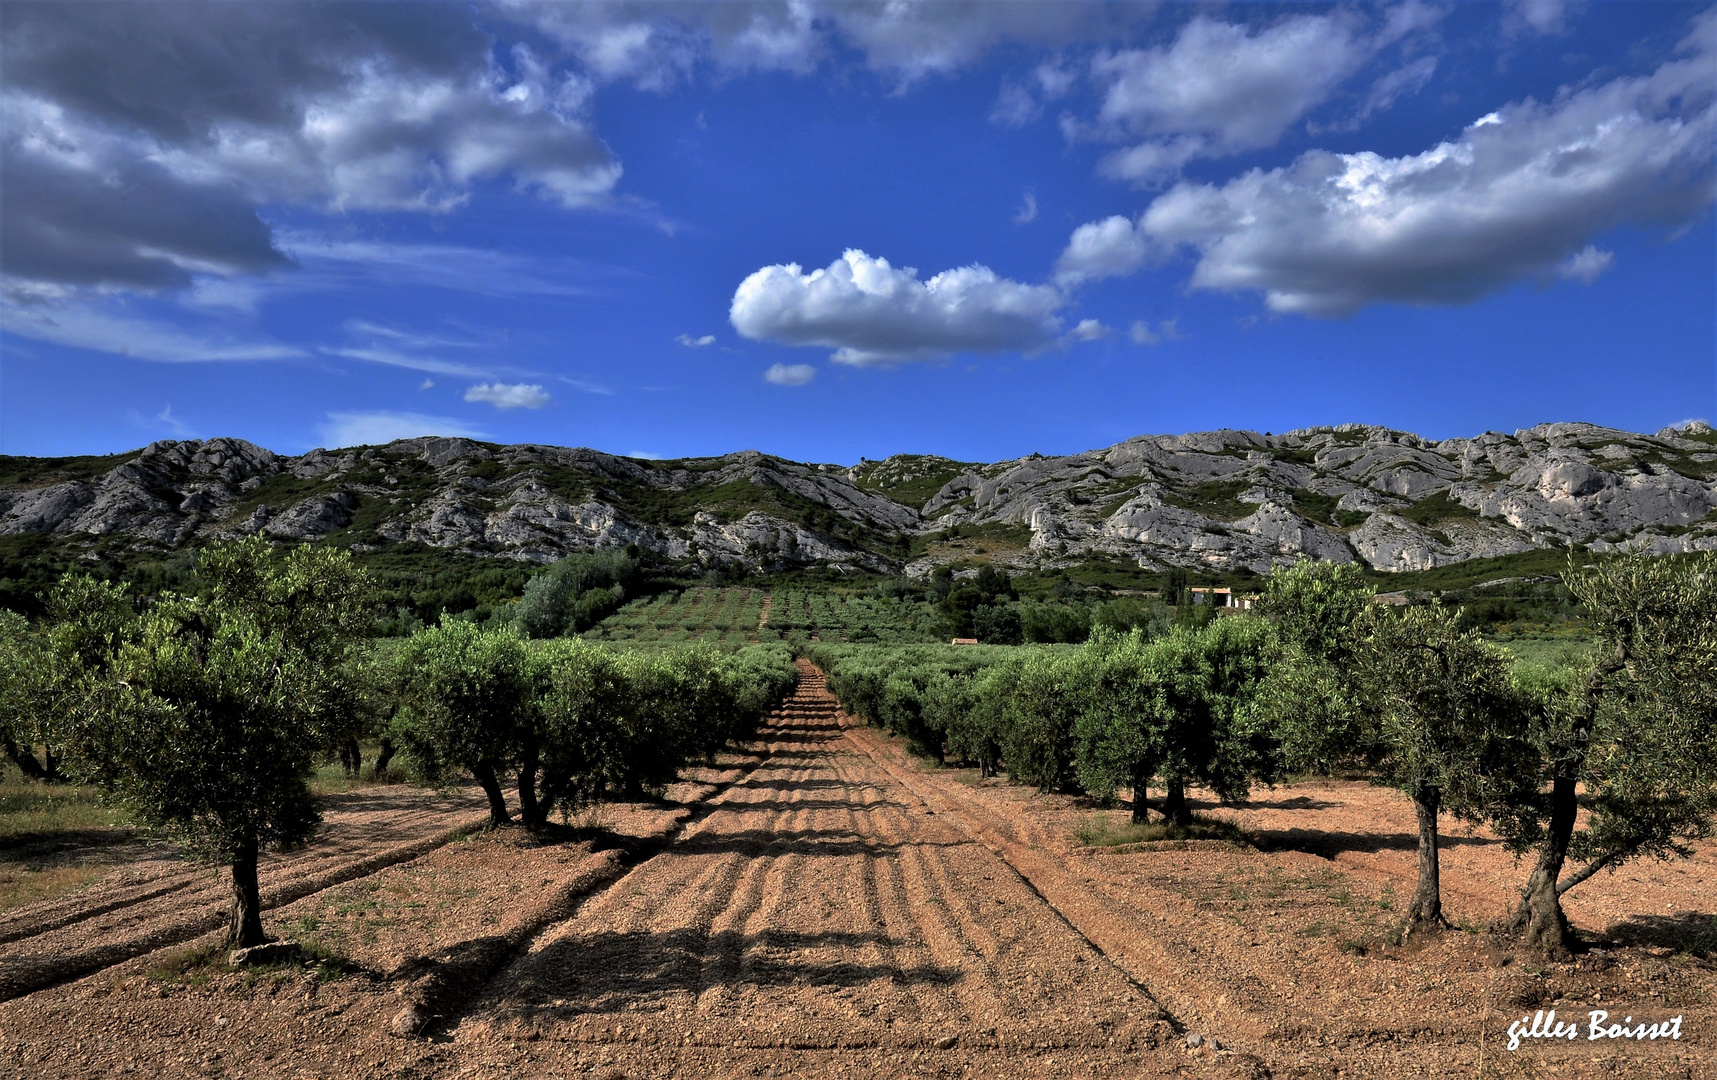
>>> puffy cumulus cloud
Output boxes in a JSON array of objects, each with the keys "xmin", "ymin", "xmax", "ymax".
[
  {"xmin": 318, "ymin": 410, "xmax": 487, "ymax": 449},
  {"xmin": 464, "ymin": 382, "xmax": 551, "ymax": 409},
  {"xmin": 1054, "ymin": 215, "xmax": 1151, "ymax": 286},
  {"xmin": 676, "ymin": 333, "xmax": 717, "ymax": 347},
  {"xmin": 730, "ymin": 249, "xmax": 1066, "ymax": 365},
  {"xmin": 0, "ymin": 2, "xmax": 620, "ymax": 291},
  {"xmin": 1068, "ymin": 319, "xmax": 1111, "ymax": 341},
  {"xmin": 510, "ymin": 1, "xmax": 1118, "ymax": 89},
  {"xmin": 764, "ymin": 362, "xmax": 817, "ymax": 386},
  {"xmin": 1073, "ymin": 18, "xmax": 1716, "ymax": 316},
  {"xmin": 1085, "ymin": 10, "xmax": 1437, "ymax": 184}
]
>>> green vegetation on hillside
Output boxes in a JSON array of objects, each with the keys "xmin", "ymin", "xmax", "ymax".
[{"xmin": 850, "ymin": 455, "xmax": 980, "ymax": 509}]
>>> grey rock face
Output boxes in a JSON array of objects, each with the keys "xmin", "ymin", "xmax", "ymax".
[{"xmin": 3, "ymin": 423, "xmax": 1712, "ymax": 576}]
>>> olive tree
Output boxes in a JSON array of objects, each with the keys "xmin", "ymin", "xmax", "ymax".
[
  {"xmin": 0, "ymin": 611, "xmax": 62, "ymax": 781},
  {"xmin": 1260, "ymin": 561, "xmax": 1539, "ymax": 935},
  {"xmin": 392, "ymin": 619, "xmax": 530, "ymax": 824},
  {"xmin": 0, "ymin": 575, "xmax": 139, "ymax": 782},
  {"xmin": 1511, "ymin": 552, "xmax": 1717, "ymax": 956},
  {"xmin": 1076, "ymin": 619, "xmax": 1276, "ymax": 827},
  {"xmin": 65, "ymin": 539, "xmax": 374, "ymax": 949},
  {"xmin": 526, "ymin": 637, "xmax": 632, "ymax": 822},
  {"xmin": 999, "ymin": 648, "xmax": 1090, "ymax": 793},
  {"xmin": 1364, "ymin": 605, "xmax": 1539, "ymax": 934}
]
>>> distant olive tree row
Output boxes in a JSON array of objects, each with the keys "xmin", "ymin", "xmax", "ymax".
[{"xmin": 810, "ymin": 552, "xmax": 1717, "ymax": 958}]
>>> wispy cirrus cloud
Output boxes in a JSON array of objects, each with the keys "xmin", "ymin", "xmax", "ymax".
[
  {"xmin": 325, "ymin": 347, "xmax": 493, "ymax": 379},
  {"xmin": 0, "ymin": 295, "xmax": 303, "ymax": 363}
]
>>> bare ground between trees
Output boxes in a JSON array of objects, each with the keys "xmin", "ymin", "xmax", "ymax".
[{"xmin": 0, "ymin": 663, "xmax": 1710, "ymax": 1078}]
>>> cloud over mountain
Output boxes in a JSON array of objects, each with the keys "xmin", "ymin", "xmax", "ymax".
[
  {"xmin": 730, "ymin": 249, "xmax": 1066, "ymax": 365},
  {"xmin": 1059, "ymin": 13, "xmax": 1717, "ymax": 315}
]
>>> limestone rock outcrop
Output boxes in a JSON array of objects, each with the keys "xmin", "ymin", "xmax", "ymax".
[{"xmin": 2, "ymin": 422, "xmax": 1711, "ymax": 575}]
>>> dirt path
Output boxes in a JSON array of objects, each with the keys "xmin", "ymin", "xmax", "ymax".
[{"xmin": 432, "ymin": 663, "xmax": 1245, "ymax": 1079}]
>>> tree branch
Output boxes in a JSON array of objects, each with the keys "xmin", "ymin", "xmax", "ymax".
[{"xmin": 1556, "ymin": 848, "xmax": 1627, "ymax": 895}]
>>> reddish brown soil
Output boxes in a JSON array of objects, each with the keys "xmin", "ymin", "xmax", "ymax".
[{"xmin": 0, "ymin": 661, "xmax": 1709, "ymax": 1079}]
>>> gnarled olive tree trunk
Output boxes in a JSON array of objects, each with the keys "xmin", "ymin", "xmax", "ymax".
[
  {"xmin": 227, "ymin": 835, "xmax": 267, "ymax": 949},
  {"xmin": 1403, "ymin": 783, "xmax": 1448, "ymax": 934},
  {"xmin": 470, "ymin": 762, "xmax": 512, "ymax": 825},
  {"xmin": 1163, "ymin": 778, "xmax": 1192, "ymax": 827},
  {"xmin": 1129, "ymin": 763, "xmax": 1152, "ymax": 824}
]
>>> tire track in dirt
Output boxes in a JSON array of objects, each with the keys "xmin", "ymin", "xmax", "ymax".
[
  {"xmin": 0, "ymin": 789, "xmax": 490, "ymax": 1001},
  {"xmin": 442, "ymin": 661, "xmax": 1184, "ymax": 1075}
]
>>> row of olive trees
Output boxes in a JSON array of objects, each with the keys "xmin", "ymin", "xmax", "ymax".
[
  {"xmin": 0, "ymin": 539, "xmax": 797, "ymax": 949},
  {"xmin": 385, "ymin": 624, "xmax": 797, "ymax": 827},
  {"xmin": 813, "ymin": 552, "xmax": 1717, "ymax": 956}
]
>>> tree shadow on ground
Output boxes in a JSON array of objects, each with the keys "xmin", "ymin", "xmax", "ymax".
[
  {"xmin": 492, "ymin": 924, "xmax": 962, "ymax": 1017},
  {"xmin": 1249, "ymin": 827, "xmax": 1501, "ymax": 858},
  {"xmin": 1236, "ymin": 794, "xmax": 1342, "ymax": 811},
  {"xmin": 1605, "ymin": 911, "xmax": 1717, "ymax": 959}
]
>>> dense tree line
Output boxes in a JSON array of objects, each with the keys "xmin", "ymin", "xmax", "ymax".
[{"xmin": 812, "ymin": 552, "xmax": 1717, "ymax": 955}]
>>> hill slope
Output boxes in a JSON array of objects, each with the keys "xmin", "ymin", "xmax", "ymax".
[{"xmin": 1, "ymin": 422, "xmax": 1713, "ymax": 576}]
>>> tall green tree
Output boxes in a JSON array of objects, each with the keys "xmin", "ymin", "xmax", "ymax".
[
  {"xmin": 64, "ymin": 539, "xmax": 374, "ymax": 948},
  {"xmin": 1511, "ymin": 553, "xmax": 1717, "ymax": 956}
]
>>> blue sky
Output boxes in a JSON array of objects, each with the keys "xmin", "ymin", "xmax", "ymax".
[{"xmin": 2, "ymin": 1, "xmax": 1712, "ymax": 464}]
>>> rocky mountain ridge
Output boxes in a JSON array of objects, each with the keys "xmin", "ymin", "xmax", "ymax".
[{"xmin": 2, "ymin": 421, "xmax": 1713, "ymax": 576}]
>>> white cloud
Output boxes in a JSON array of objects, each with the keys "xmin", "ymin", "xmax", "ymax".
[
  {"xmin": 512, "ymin": 2, "xmax": 1117, "ymax": 89},
  {"xmin": 328, "ymin": 347, "xmax": 490, "ymax": 378},
  {"xmin": 0, "ymin": 297, "xmax": 302, "ymax": 363},
  {"xmin": 1507, "ymin": 0, "xmax": 1568, "ymax": 36},
  {"xmin": 1128, "ymin": 320, "xmax": 1159, "ymax": 345},
  {"xmin": 464, "ymin": 382, "xmax": 551, "ymax": 409},
  {"xmin": 1087, "ymin": 13, "xmax": 1378, "ymax": 184},
  {"xmin": 676, "ymin": 333, "xmax": 717, "ymax": 347},
  {"xmin": 1054, "ymin": 215, "xmax": 1151, "ymax": 286},
  {"xmin": 729, "ymin": 249, "xmax": 1067, "ymax": 365},
  {"xmin": 318, "ymin": 411, "xmax": 487, "ymax": 448},
  {"xmin": 1558, "ymin": 245, "xmax": 1614, "ymax": 284},
  {"xmin": 0, "ymin": 6, "xmax": 623, "ymax": 294},
  {"xmin": 1069, "ymin": 319, "xmax": 1111, "ymax": 341},
  {"xmin": 1076, "ymin": 9, "xmax": 1445, "ymax": 185},
  {"xmin": 764, "ymin": 362, "xmax": 817, "ymax": 386},
  {"xmin": 1071, "ymin": 18, "xmax": 1717, "ymax": 316},
  {"xmin": 989, "ymin": 81, "xmax": 1041, "ymax": 127},
  {"xmin": 1013, "ymin": 189, "xmax": 1038, "ymax": 225},
  {"xmin": 419, "ymin": 378, "xmax": 435, "ymax": 391}
]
